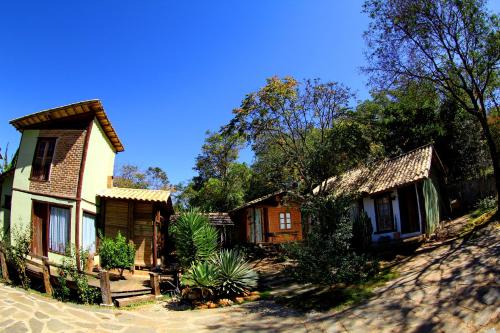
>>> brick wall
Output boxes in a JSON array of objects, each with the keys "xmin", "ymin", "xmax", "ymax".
[{"xmin": 29, "ymin": 129, "xmax": 86, "ymax": 198}]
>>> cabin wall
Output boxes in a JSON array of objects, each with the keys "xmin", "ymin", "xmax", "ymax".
[
  {"xmin": 266, "ymin": 206, "xmax": 302, "ymax": 243},
  {"xmin": 363, "ymin": 189, "xmax": 403, "ymax": 242},
  {"xmin": 0, "ymin": 173, "xmax": 14, "ymax": 243}
]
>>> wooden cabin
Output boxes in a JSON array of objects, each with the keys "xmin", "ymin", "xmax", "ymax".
[
  {"xmin": 230, "ymin": 191, "xmax": 303, "ymax": 244},
  {"xmin": 98, "ymin": 187, "xmax": 173, "ymax": 268}
]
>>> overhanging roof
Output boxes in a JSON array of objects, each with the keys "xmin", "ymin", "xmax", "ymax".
[
  {"xmin": 314, "ymin": 144, "xmax": 444, "ymax": 196},
  {"xmin": 10, "ymin": 100, "xmax": 124, "ymax": 152},
  {"xmin": 98, "ymin": 187, "xmax": 171, "ymax": 203},
  {"xmin": 230, "ymin": 190, "xmax": 287, "ymax": 213}
]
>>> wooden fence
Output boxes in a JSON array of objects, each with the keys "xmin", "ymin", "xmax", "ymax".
[{"xmin": 0, "ymin": 247, "xmax": 161, "ymax": 307}]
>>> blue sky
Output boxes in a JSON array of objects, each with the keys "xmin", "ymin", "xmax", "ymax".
[{"xmin": 1, "ymin": 1, "xmax": 498, "ymax": 185}]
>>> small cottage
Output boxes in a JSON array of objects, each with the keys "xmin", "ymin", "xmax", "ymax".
[
  {"xmin": 230, "ymin": 191, "xmax": 303, "ymax": 244},
  {"xmin": 315, "ymin": 144, "xmax": 449, "ymax": 242}
]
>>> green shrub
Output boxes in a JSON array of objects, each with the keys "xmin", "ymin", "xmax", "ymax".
[
  {"xmin": 211, "ymin": 249, "xmax": 258, "ymax": 296},
  {"xmin": 170, "ymin": 210, "xmax": 218, "ymax": 268},
  {"xmin": 99, "ymin": 231, "xmax": 136, "ymax": 277},
  {"xmin": 55, "ymin": 246, "xmax": 100, "ymax": 304},
  {"xmin": 288, "ymin": 196, "xmax": 379, "ymax": 285},
  {"xmin": 181, "ymin": 261, "xmax": 219, "ymax": 299},
  {"xmin": 3, "ymin": 225, "xmax": 31, "ymax": 289},
  {"xmin": 181, "ymin": 249, "xmax": 258, "ymax": 299},
  {"xmin": 352, "ymin": 211, "xmax": 373, "ymax": 251}
]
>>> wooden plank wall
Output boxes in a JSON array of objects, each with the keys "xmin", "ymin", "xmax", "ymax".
[
  {"xmin": 133, "ymin": 202, "xmax": 153, "ymax": 267},
  {"xmin": 104, "ymin": 199, "xmax": 129, "ymax": 239}
]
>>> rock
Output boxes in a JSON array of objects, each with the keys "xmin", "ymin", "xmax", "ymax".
[
  {"xmin": 234, "ymin": 297, "xmax": 245, "ymax": 304},
  {"xmin": 206, "ymin": 301, "xmax": 218, "ymax": 309},
  {"xmin": 244, "ymin": 295, "xmax": 260, "ymax": 302},
  {"xmin": 218, "ymin": 299, "xmax": 234, "ymax": 307},
  {"xmin": 250, "ymin": 291, "xmax": 260, "ymax": 296},
  {"xmin": 196, "ymin": 304, "xmax": 209, "ymax": 310}
]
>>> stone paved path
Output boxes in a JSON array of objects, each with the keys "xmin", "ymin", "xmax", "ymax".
[{"xmin": 0, "ymin": 222, "xmax": 499, "ymax": 332}]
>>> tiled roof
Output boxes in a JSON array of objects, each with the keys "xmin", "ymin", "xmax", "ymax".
[
  {"xmin": 171, "ymin": 213, "xmax": 234, "ymax": 226},
  {"xmin": 98, "ymin": 187, "xmax": 170, "ymax": 203},
  {"xmin": 230, "ymin": 190, "xmax": 286, "ymax": 212},
  {"xmin": 315, "ymin": 145, "xmax": 441, "ymax": 196},
  {"xmin": 10, "ymin": 100, "xmax": 124, "ymax": 152}
]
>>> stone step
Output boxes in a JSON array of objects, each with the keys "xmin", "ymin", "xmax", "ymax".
[{"xmin": 114, "ymin": 294, "xmax": 156, "ymax": 307}]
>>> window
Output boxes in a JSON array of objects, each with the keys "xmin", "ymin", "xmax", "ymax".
[
  {"xmin": 3, "ymin": 195, "xmax": 11, "ymax": 210},
  {"xmin": 31, "ymin": 138, "xmax": 56, "ymax": 181},
  {"xmin": 49, "ymin": 206, "xmax": 70, "ymax": 254},
  {"xmin": 82, "ymin": 213, "xmax": 96, "ymax": 254},
  {"xmin": 375, "ymin": 195, "xmax": 394, "ymax": 232},
  {"xmin": 279, "ymin": 212, "xmax": 292, "ymax": 230}
]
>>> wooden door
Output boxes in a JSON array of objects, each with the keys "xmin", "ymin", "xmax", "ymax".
[
  {"xmin": 31, "ymin": 202, "xmax": 48, "ymax": 256},
  {"xmin": 398, "ymin": 185, "xmax": 420, "ymax": 234},
  {"xmin": 254, "ymin": 208, "xmax": 264, "ymax": 243}
]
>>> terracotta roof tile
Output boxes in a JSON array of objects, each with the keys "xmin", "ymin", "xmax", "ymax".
[
  {"xmin": 98, "ymin": 187, "xmax": 170, "ymax": 203},
  {"xmin": 316, "ymin": 145, "xmax": 437, "ymax": 196}
]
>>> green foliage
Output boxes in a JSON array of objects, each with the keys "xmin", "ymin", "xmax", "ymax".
[
  {"xmin": 181, "ymin": 249, "xmax": 258, "ymax": 298},
  {"xmin": 113, "ymin": 164, "xmax": 170, "ymax": 190},
  {"xmin": 287, "ymin": 197, "xmax": 378, "ymax": 285},
  {"xmin": 471, "ymin": 196, "xmax": 498, "ymax": 218},
  {"xmin": 211, "ymin": 249, "xmax": 258, "ymax": 296},
  {"xmin": 98, "ymin": 231, "xmax": 136, "ymax": 276},
  {"xmin": 352, "ymin": 210, "xmax": 373, "ymax": 251},
  {"xmin": 181, "ymin": 261, "xmax": 219, "ymax": 298},
  {"xmin": 3, "ymin": 225, "xmax": 31, "ymax": 289},
  {"xmin": 55, "ymin": 246, "xmax": 100, "ymax": 304},
  {"xmin": 170, "ymin": 210, "xmax": 218, "ymax": 268}
]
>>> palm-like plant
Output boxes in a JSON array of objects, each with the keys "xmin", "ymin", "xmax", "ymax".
[
  {"xmin": 170, "ymin": 210, "xmax": 218, "ymax": 268},
  {"xmin": 181, "ymin": 261, "xmax": 219, "ymax": 299},
  {"xmin": 211, "ymin": 249, "xmax": 258, "ymax": 296}
]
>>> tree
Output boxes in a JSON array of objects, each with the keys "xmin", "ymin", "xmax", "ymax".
[
  {"xmin": 194, "ymin": 131, "xmax": 245, "ymax": 185},
  {"xmin": 363, "ymin": 0, "xmax": 500, "ymax": 202},
  {"xmin": 113, "ymin": 164, "xmax": 170, "ymax": 190},
  {"xmin": 226, "ymin": 77, "xmax": 369, "ymax": 195}
]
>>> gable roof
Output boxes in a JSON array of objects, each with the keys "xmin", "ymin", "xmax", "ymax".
[
  {"xmin": 230, "ymin": 190, "xmax": 288, "ymax": 213},
  {"xmin": 10, "ymin": 100, "xmax": 124, "ymax": 152},
  {"xmin": 98, "ymin": 187, "xmax": 170, "ymax": 203},
  {"xmin": 314, "ymin": 145, "xmax": 444, "ymax": 197},
  {"xmin": 170, "ymin": 212, "xmax": 234, "ymax": 226}
]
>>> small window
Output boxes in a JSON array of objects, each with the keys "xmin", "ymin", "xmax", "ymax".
[
  {"xmin": 279, "ymin": 212, "xmax": 292, "ymax": 230},
  {"xmin": 82, "ymin": 213, "xmax": 96, "ymax": 254},
  {"xmin": 49, "ymin": 206, "xmax": 70, "ymax": 254},
  {"xmin": 31, "ymin": 138, "xmax": 56, "ymax": 181},
  {"xmin": 3, "ymin": 195, "xmax": 11, "ymax": 210},
  {"xmin": 375, "ymin": 195, "xmax": 394, "ymax": 232}
]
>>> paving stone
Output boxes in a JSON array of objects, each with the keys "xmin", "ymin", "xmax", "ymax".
[
  {"xmin": 3, "ymin": 322, "xmax": 29, "ymax": 333},
  {"xmin": 46, "ymin": 318, "xmax": 72, "ymax": 332},
  {"xmin": 28, "ymin": 318, "xmax": 45, "ymax": 333}
]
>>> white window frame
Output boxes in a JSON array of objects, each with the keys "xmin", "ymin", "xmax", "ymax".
[{"xmin": 279, "ymin": 212, "xmax": 292, "ymax": 230}]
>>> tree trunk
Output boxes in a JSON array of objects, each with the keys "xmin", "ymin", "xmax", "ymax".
[{"xmin": 478, "ymin": 116, "xmax": 500, "ymax": 206}]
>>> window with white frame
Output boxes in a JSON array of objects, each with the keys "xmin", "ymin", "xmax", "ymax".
[{"xmin": 279, "ymin": 212, "xmax": 292, "ymax": 230}]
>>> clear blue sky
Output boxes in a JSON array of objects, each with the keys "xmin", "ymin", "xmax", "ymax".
[{"xmin": 1, "ymin": 1, "xmax": 498, "ymax": 185}]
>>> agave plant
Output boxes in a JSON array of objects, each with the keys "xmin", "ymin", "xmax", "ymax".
[
  {"xmin": 211, "ymin": 249, "xmax": 258, "ymax": 296},
  {"xmin": 170, "ymin": 210, "xmax": 219, "ymax": 268},
  {"xmin": 181, "ymin": 261, "xmax": 220, "ymax": 299}
]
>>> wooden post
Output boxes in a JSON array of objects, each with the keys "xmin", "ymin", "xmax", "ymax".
[
  {"xmin": 153, "ymin": 210, "xmax": 160, "ymax": 268},
  {"xmin": 99, "ymin": 269, "xmax": 113, "ymax": 306},
  {"xmin": 149, "ymin": 272, "xmax": 161, "ymax": 297},
  {"xmin": 41, "ymin": 257, "xmax": 52, "ymax": 296},
  {"xmin": 0, "ymin": 249, "xmax": 10, "ymax": 283}
]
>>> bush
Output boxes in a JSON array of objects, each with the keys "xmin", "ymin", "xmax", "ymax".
[
  {"xmin": 211, "ymin": 249, "xmax": 258, "ymax": 296},
  {"xmin": 170, "ymin": 210, "xmax": 218, "ymax": 268},
  {"xmin": 181, "ymin": 249, "xmax": 258, "ymax": 299},
  {"xmin": 55, "ymin": 246, "xmax": 100, "ymax": 304},
  {"xmin": 288, "ymin": 196, "xmax": 378, "ymax": 285},
  {"xmin": 99, "ymin": 231, "xmax": 136, "ymax": 277},
  {"xmin": 3, "ymin": 225, "xmax": 31, "ymax": 289},
  {"xmin": 181, "ymin": 261, "xmax": 219, "ymax": 299}
]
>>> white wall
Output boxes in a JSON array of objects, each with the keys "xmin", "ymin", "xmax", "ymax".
[{"xmin": 363, "ymin": 190, "xmax": 402, "ymax": 242}]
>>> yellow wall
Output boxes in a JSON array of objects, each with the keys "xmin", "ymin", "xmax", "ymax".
[
  {"xmin": 81, "ymin": 119, "xmax": 116, "ymax": 205},
  {"xmin": 13, "ymin": 130, "xmax": 39, "ymax": 191},
  {"xmin": 0, "ymin": 173, "xmax": 14, "ymax": 241}
]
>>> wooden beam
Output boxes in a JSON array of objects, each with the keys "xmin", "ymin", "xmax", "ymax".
[
  {"xmin": 149, "ymin": 272, "xmax": 161, "ymax": 297},
  {"xmin": 0, "ymin": 249, "xmax": 10, "ymax": 283},
  {"xmin": 99, "ymin": 270, "xmax": 113, "ymax": 306},
  {"xmin": 153, "ymin": 210, "xmax": 160, "ymax": 268},
  {"xmin": 41, "ymin": 257, "xmax": 53, "ymax": 296}
]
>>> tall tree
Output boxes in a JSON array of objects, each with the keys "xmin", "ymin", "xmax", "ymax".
[
  {"xmin": 113, "ymin": 164, "xmax": 170, "ymax": 190},
  {"xmin": 363, "ymin": 0, "xmax": 500, "ymax": 201},
  {"xmin": 227, "ymin": 77, "xmax": 369, "ymax": 195}
]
